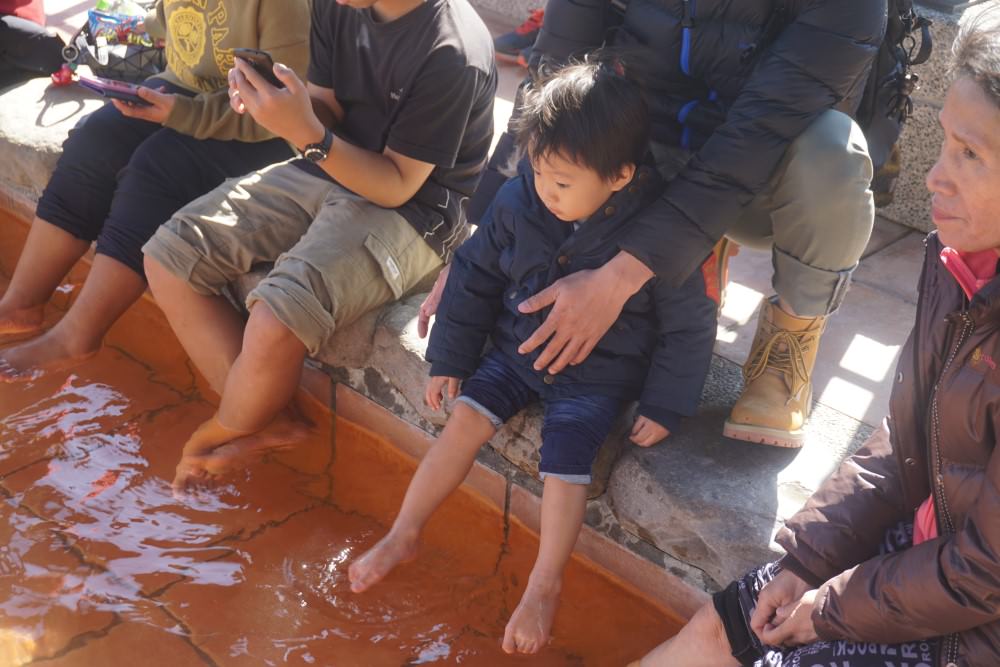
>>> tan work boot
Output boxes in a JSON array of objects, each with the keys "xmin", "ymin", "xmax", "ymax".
[{"xmin": 723, "ymin": 297, "xmax": 826, "ymax": 448}]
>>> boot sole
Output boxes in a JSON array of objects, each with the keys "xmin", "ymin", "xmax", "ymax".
[{"xmin": 722, "ymin": 420, "xmax": 804, "ymax": 449}]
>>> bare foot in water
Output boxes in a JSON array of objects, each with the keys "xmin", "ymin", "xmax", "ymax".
[
  {"xmin": 502, "ymin": 577, "xmax": 562, "ymax": 654},
  {"xmin": 172, "ymin": 414, "xmax": 312, "ymax": 490},
  {"xmin": 348, "ymin": 529, "xmax": 420, "ymax": 593},
  {"xmin": 0, "ymin": 331, "xmax": 98, "ymax": 382}
]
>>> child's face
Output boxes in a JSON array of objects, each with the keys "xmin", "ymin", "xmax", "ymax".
[{"xmin": 531, "ymin": 152, "xmax": 634, "ymax": 223}]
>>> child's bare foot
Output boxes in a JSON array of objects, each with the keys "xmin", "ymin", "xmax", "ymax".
[
  {"xmin": 502, "ymin": 577, "xmax": 562, "ymax": 655},
  {"xmin": 0, "ymin": 330, "xmax": 98, "ymax": 382},
  {"xmin": 348, "ymin": 529, "xmax": 419, "ymax": 593}
]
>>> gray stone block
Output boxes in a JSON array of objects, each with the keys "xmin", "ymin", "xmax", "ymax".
[
  {"xmin": 0, "ymin": 77, "xmax": 103, "ymax": 205},
  {"xmin": 879, "ymin": 103, "xmax": 939, "ymax": 233},
  {"xmin": 609, "ymin": 356, "xmax": 872, "ymax": 587}
]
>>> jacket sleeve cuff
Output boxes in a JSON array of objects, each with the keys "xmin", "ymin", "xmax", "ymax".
[
  {"xmin": 775, "ymin": 554, "xmax": 826, "ymax": 588},
  {"xmin": 428, "ymin": 361, "xmax": 471, "ymax": 379},
  {"xmin": 636, "ymin": 405, "xmax": 682, "ymax": 434}
]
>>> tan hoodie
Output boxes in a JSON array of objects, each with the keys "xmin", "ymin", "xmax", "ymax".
[{"xmin": 144, "ymin": 0, "xmax": 310, "ymax": 142}]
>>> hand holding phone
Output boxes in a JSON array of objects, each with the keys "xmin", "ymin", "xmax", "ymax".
[
  {"xmin": 78, "ymin": 75, "xmax": 153, "ymax": 107},
  {"xmin": 233, "ymin": 48, "xmax": 285, "ymax": 89}
]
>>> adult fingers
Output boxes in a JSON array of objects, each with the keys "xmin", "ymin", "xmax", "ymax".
[
  {"xmin": 273, "ymin": 62, "xmax": 304, "ymax": 92},
  {"xmin": 546, "ymin": 337, "xmax": 584, "ymax": 375},
  {"xmin": 750, "ymin": 592, "xmax": 780, "ymax": 637},
  {"xmin": 518, "ymin": 282, "xmax": 558, "ymax": 315},
  {"xmin": 136, "ymin": 85, "xmax": 167, "ymax": 105},
  {"xmin": 532, "ymin": 329, "xmax": 570, "ymax": 371},
  {"xmin": 517, "ymin": 316, "xmax": 557, "ymax": 357},
  {"xmin": 232, "ymin": 60, "xmax": 261, "ymax": 108},
  {"xmin": 110, "ymin": 99, "xmax": 137, "ymax": 117},
  {"xmin": 570, "ymin": 336, "xmax": 600, "ymax": 366}
]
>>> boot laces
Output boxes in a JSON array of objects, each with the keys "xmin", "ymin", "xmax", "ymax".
[
  {"xmin": 516, "ymin": 9, "xmax": 545, "ymax": 34},
  {"xmin": 743, "ymin": 327, "xmax": 814, "ymax": 400}
]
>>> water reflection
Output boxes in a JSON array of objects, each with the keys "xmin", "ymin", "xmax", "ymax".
[{"xmin": 0, "ymin": 342, "xmax": 671, "ymax": 664}]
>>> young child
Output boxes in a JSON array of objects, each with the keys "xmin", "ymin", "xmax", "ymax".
[{"xmin": 348, "ymin": 59, "xmax": 718, "ymax": 655}]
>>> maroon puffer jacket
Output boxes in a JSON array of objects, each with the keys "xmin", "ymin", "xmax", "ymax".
[{"xmin": 775, "ymin": 232, "xmax": 1000, "ymax": 667}]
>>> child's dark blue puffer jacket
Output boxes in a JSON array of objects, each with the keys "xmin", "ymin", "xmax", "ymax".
[{"xmin": 426, "ymin": 160, "xmax": 718, "ymax": 431}]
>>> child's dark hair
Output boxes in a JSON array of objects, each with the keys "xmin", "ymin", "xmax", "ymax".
[{"xmin": 513, "ymin": 54, "xmax": 649, "ymax": 182}]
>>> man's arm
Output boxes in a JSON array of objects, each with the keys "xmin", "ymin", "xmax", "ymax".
[
  {"xmin": 622, "ymin": 0, "xmax": 886, "ymax": 286},
  {"xmin": 231, "ymin": 60, "xmax": 434, "ymax": 209}
]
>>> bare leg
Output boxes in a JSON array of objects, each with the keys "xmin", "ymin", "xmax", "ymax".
[
  {"xmin": 171, "ymin": 303, "xmax": 310, "ymax": 489},
  {"xmin": 144, "ymin": 255, "xmax": 245, "ymax": 394},
  {"xmin": 502, "ymin": 477, "xmax": 586, "ymax": 655},
  {"xmin": 0, "ymin": 254, "xmax": 145, "ymax": 378},
  {"xmin": 637, "ymin": 603, "xmax": 740, "ymax": 667},
  {"xmin": 0, "ymin": 218, "xmax": 90, "ymax": 335},
  {"xmin": 348, "ymin": 402, "xmax": 496, "ymax": 593}
]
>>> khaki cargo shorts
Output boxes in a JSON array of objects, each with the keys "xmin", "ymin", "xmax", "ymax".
[{"xmin": 142, "ymin": 161, "xmax": 443, "ymax": 356}]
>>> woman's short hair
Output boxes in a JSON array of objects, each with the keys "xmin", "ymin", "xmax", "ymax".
[
  {"xmin": 952, "ymin": 10, "xmax": 1000, "ymax": 106},
  {"xmin": 513, "ymin": 56, "xmax": 650, "ymax": 182}
]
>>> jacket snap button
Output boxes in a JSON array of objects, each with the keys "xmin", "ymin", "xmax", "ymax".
[
  {"xmin": 543, "ymin": 374, "xmax": 555, "ymax": 385},
  {"xmin": 604, "ymin": 206, "xmax": 616, "ymax": 216},
  {"xmin": 897, "ymin": 371, "xmax": 904, "ymax": 383},
  {"xmin": 508, "ymin": 290, "xmax": 518, "ymax": 300},
  {"xmin": 557, "ymin": 255, "xmax": 569, "ymax": 266},
  {"xmin": 904, "ymin": 457, "xmax": 916, "ymax": 467}
]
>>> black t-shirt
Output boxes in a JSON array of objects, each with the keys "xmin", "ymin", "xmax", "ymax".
[{"xmin": 300, "ymin": 0, "xmax": 496, "ymax": 260}]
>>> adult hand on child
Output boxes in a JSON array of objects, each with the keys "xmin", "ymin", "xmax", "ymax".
[
  {"xmin": 111, "ymin": 87, "xmax": 175, "ymax": 124},
  {"xmin": 750, "ymin": 569, "xmax": 813, "ymax": 639},
  {"xmin": 230, "ymin": 58, "xmax": 325, "ymax": 151},
  {"xmin": 518, "ymin": 252, "xmax": 653, "ymax": 374},
  {"xmin": 630, "ymin": 416, "xmax": 669, "ymax": 446},
  {"xmin": 417, "ymin": 265, "xmax": 451, "ymax": 338},
  {"xmin": 758, "ymin": 589, "xmax": 821, "ymax": 647},
  {"xmin": 425, "ymin": 376, "xmax": 460, "ymax": 411}
]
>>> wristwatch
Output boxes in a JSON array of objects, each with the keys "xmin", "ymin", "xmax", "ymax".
[{"xmin": 303, "ymin": 128, "xmax": 334, "ymax": 163}]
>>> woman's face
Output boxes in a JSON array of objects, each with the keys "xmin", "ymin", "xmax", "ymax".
[{"xmin": 927, "ymin": 76, "xmax": 1000, "ymax": 253}]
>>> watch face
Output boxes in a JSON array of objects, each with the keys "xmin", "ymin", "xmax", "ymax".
[{"xmin": 303, "ymin": 146, "xmax": 327, "ymax": 163}]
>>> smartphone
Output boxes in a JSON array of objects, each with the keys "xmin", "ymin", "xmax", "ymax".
[
  {"xmin": 233, "ymin": 47, "xmax": 285, "ymax": 89},
  {"xmin": 78, "ymin": 75, "xmax": 152, "ymax": 107}
]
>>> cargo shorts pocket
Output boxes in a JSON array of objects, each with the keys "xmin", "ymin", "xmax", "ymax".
[{"xmin": 363, "ymin": 232, "xmax": 407, "ymax": 300}]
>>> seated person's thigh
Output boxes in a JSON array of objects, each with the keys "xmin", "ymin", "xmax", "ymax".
[{"xmin": 244, "ymin": 185, "xmax": 443, "ymax": 356}]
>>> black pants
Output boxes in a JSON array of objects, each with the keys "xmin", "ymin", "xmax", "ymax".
[
  {"xmin": 714, "ymin": 522, "xmax": 942, "ymax": 667},
  {"xmin": 35, "ymin": 81, "xmax": 294, "ymax": 277},
  {"xmin": 0, "ymin": 14, "xmax": 64, "ymax": 89}
]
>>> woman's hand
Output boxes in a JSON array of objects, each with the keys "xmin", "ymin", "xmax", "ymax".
[
  {"xmin": 229, "ymin": 58, "xmax": 324, "ymax": 149},
  {"xmin": 425, "ymin": 376, "xmax": 460, "ymax": 411},
  {"xmin": 517, "ymin": 251, "xmax": 653, "ymax": 374},
  {"xmin": 630, "ymin": 416, "xmax": 669, "ymax": 446},
  {"xmin": 111, "ymin": 86, "xmax": 175, "ymax": 124},
  {"xmin": 758, "ymin": 589, "xmax": 821, "ymax": 647},
  {"xmin": 750, "ymin": 569, "xmax": 813, "ymax": 639}
]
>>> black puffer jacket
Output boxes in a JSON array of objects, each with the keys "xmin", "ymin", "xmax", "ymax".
[
  {"xmin": 426, "ymin": 161, "xmax": 717, "ymax": 431},
  {"xmin": 530, "ymin": 0, "xmax": 887, "ymax": 288},
  {"xmin": 776, "ymin": 233, "xmax": 1000, "ymax": 666}
]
